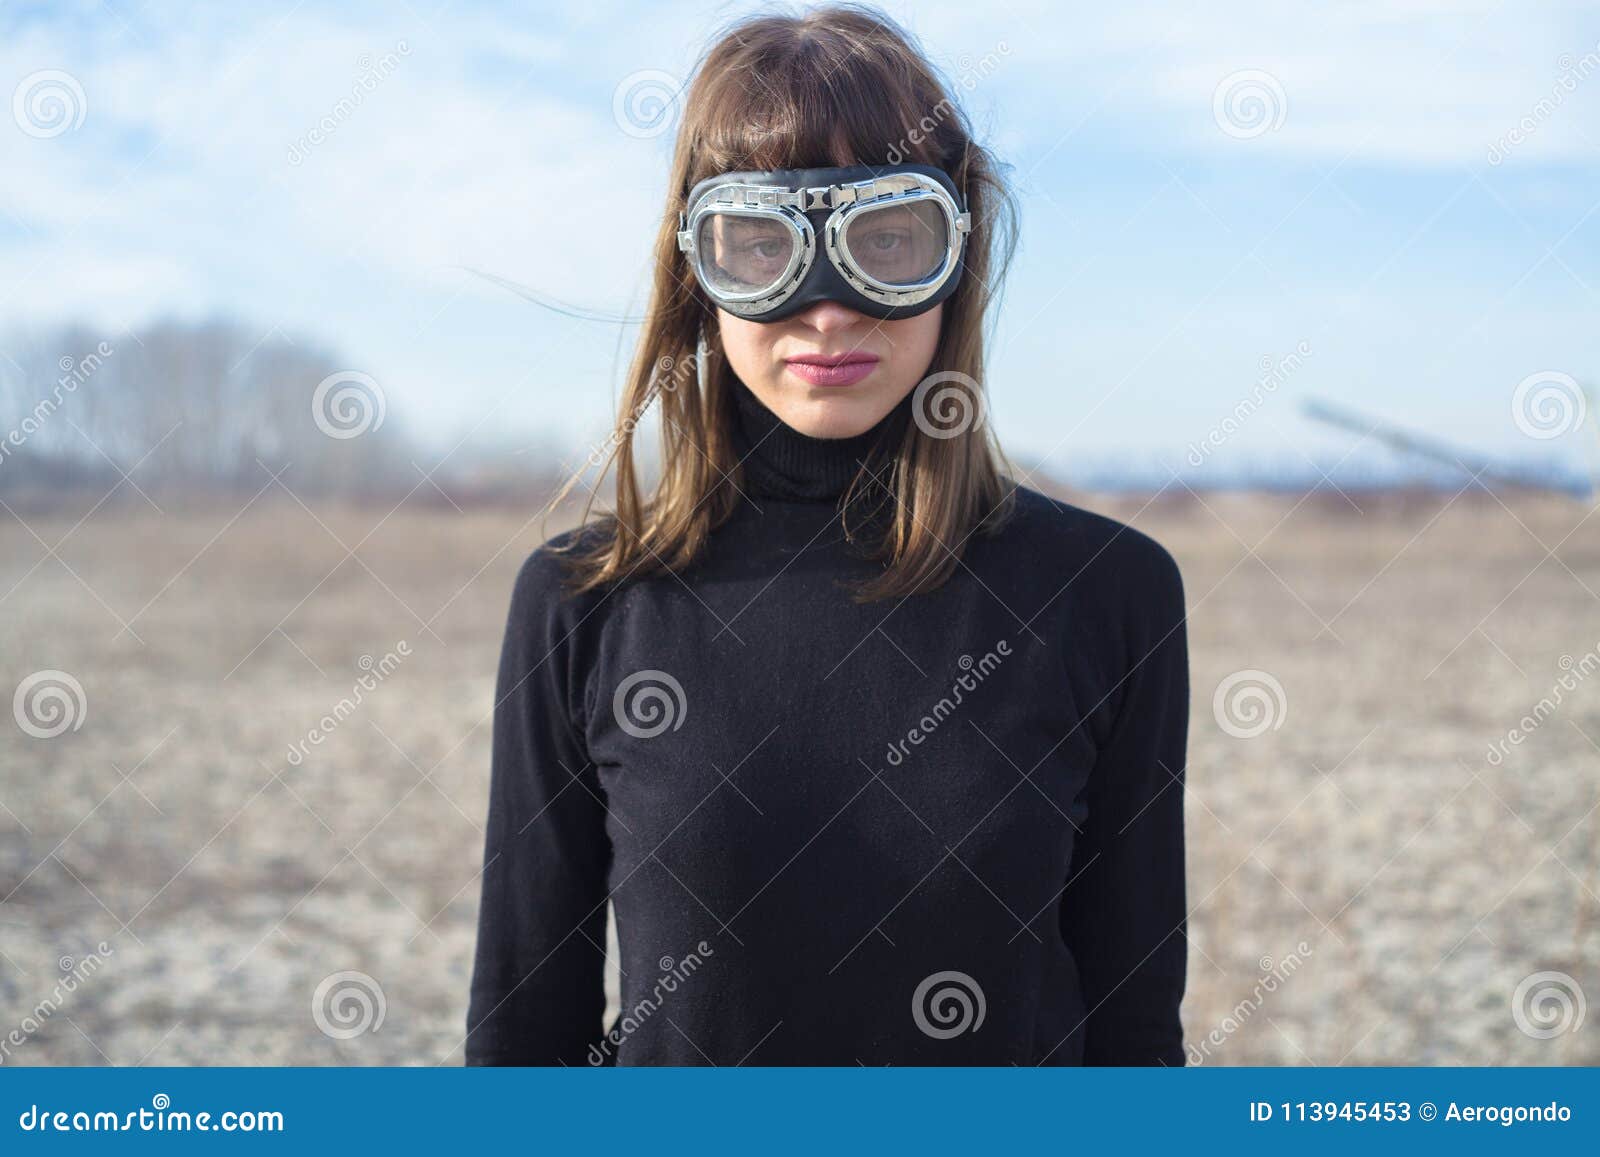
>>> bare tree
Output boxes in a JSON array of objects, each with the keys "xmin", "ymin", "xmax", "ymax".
[{"xmin": 0, "ymin": 318, "xmax": 418, "ymax": 502}]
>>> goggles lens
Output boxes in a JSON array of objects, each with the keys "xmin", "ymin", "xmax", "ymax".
[
  {"xmin": 695, "ymin": 212, "xmax": 797, "ymax": 297},
  {"xmin": 841, "ymin": 199, "xmax": 950, "ymax": 287}
]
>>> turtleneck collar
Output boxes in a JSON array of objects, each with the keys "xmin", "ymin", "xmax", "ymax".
[{"xmin": 728, "ymin": 377, "xmax": 911, "ymax": 503}]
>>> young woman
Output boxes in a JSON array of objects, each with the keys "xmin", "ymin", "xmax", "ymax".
[{"xmin": 465, "ymin": 4, "xmax": 1189, "ymax": 1066}]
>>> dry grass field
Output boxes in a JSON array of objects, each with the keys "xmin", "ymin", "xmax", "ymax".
[{"xmin": 1, "ymin": 486, "xmax": 1597, "ymax": 1065}]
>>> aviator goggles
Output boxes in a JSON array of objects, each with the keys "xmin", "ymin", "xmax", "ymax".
[{"xmin": 678, "ymin": 162, "xmax": 972, "ymax": 322}]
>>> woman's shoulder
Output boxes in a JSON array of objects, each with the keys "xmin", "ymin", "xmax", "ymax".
[
  {"xmin": 1001, "ymin": 482, "xmax": 1184, "ymax": 599},
  {"xmin": 506, "ymin": 519, "xmax": 618, "ymax": 629}
]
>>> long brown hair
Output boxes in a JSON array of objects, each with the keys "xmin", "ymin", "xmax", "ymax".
[{"xmin": 555, "ymin": 3, "xmax": 1018, "ymax": 601}]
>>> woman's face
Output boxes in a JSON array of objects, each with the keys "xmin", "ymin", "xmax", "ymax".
[{"xmin": 716, "ymin": 302, "xmax": 942, "ymax": 439}]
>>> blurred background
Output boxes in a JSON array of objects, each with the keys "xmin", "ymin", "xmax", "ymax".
[{"xmin": 1, "ymin": 0, "xmax": 1597, "ymax": 1065}]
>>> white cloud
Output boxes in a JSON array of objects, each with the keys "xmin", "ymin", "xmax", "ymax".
[{"xmin": 921, "ymin": 0, "xmax": 1598, "ymax": 167}]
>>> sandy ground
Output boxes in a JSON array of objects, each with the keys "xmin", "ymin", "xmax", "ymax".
[{"xmin": 1, "ymin": 487, "xmax": 1596, "ymax": 1066}]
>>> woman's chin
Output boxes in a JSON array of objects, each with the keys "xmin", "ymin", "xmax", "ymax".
[{"xmin": 773, "ymin": 387, "xmax": 899, "ymax": 439}]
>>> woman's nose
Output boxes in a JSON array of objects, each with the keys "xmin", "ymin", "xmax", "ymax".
[{"xmin": 796, "ymin": 300, "xmax": 869, "ymax": 334}]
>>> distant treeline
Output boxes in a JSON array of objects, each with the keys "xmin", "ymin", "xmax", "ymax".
[
  {"xmin": 0, "ymin": 319, "xmax": 567, "ymax": 508},
  {"xmin": 4, "ymin": 319, "xmax": 1588, "ymax": 510}
]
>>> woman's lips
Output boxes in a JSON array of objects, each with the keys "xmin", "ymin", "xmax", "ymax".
[{"xmin": 783, "ymin": 353, "xmax": 881, "ymax": 388}]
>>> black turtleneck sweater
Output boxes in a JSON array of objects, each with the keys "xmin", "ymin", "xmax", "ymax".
[{"xmin": 465, "ymin": 381, "xmax": 1189, "ymax": 1066}]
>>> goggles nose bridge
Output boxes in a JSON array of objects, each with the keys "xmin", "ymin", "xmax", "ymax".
[{"xmin": 800, "ymin": 184, "xmax": 866, "ymax": 212}]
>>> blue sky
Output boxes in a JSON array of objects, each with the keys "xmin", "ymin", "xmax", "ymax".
[{"xmin": 2, "ymin": 0, "xmax": 1598, "ymax": 485}]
